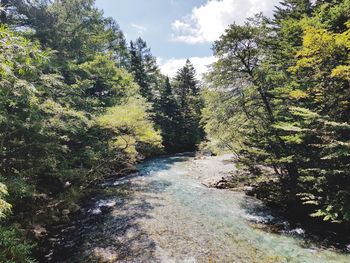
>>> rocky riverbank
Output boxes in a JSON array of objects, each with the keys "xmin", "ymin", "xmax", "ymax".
[
  {"xmin": 47, "ymin": 154, "xmax": 350, "ymax": 262},
  {"xmin": 193, "ymin": 155, "xmax": 350, "ymax": 254}
]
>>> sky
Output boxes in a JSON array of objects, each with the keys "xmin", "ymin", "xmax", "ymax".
[{"xmin": 95, "ymin": 0, "xmax": 280, "ymax": 77}]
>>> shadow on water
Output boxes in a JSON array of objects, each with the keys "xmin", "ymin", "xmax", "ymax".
[
  {"xmin": 50, "ymin": 154, "xmax": 350, "ymax": 262},
  {"xmin": 239, "ymin": 195, "xmax": 350, "ymax": 253},
  {"xmin": 51, "ymin": 155, "xmax": 189, "ymax": 263}
]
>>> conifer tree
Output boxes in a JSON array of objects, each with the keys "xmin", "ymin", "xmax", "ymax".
[
  {"xmin": 128, "ymin": 38, "xmax": 160, "ymax": 102},
  {"xmin": 173, "ymin": 60, "xmax": 203, "ymax": 151},
  {"xmin": 156, "ymin": 77, "xmax": 180, "ymax": 151}
]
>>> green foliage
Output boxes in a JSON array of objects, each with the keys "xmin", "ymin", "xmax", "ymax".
[
  {"xmin": 126, "ymin": 38, "xmax": 202, "ymax": 153},
  {"xmin": 32, "ymin": 0, "xmax": 127, "ymax": 63},
  {"xmin": 155, "ymin": 77, "xmax": 181, "ymax": 151},
  {"xmin": 97, "ymin": 97, "xmax": 163, "ymax": 158},
  {"xmin": 203, "ymin": 0, "xmax": 350, "ymax": 223},
  {"xmin": 128, "ymin": 38, "xmax": 162, "ymax": 102},
  {"xmin": 0, "ymin": 0, "xmax": 170, "ymax": 260},
  {"xmin": 0, "ymin": 0, "xmax": 206, "ymax": 260},
  {"xmin": 171, "ymin": 60, "xmax": 203, "ymax": 152},
  {"xmin": 68, "ymin": 53, "xmax": 139, "ymax": 112},
  {"xmin": 0, "ymin": 227, "xmax": 36, "ymax": 263},
  {"xmin": 0, "ymin": 183, "xmax": 11, "ymax": 219}
]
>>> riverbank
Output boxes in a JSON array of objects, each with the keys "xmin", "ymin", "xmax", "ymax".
[
  {"xmin": 193, "ymin": 155, "xmax": 350, "ymax": 253},
  {"xmin": 46, "ymin": 154, "xmax": 350, "ymax": 262}
]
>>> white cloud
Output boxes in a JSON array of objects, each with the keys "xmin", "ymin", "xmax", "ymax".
[
  {"xmin": 171, "ymin": 0, "xmax": 280, "ymax": 44},
  {"xmin": 159, "ymin": 56, "xmax": 217, "ymax": 78},
  {"xmin": 131, "ymin": 23, "xmax": 147, "ymax": 35}
]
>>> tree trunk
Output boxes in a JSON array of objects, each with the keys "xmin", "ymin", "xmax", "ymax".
[{"xmin": 257, "ymin": 86, "xmax": 275, "ymax": 122}]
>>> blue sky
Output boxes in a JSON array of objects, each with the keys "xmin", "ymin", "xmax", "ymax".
[{"xmin": 95, "ymin": 0, "xmax": 280, "ymax": 77}]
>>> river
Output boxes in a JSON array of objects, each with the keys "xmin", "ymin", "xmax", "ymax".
[{"xmin": 53, "ymin": 154, "xmax": 350, "ymax": 263}]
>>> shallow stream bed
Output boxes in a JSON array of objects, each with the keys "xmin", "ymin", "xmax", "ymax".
[{"xmin": 53, "ymin": 154, "xmax": 350, "ymax": 262}]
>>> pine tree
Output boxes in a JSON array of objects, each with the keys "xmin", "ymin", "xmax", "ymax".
[
  {"xmin": 160, "ymin": 77, "xmax": 178, "ymax": 120},
  {"xmin": 156, "ymin": 77, "xmax": 180, "ymax": 152},
  {"xmin": 128, "ymin": 38, "xmax": 160, "ymax": 102},
  {"xmin": 174, "ymin": 59, "xmax": 199, "ymax": 109},
  {"xmin": 173, "ymin": 60, "xmax": 203, "ymax": 151},
  {"xmin": 274, "ymin": 0, "xmax": 313, "ymax": 22}
]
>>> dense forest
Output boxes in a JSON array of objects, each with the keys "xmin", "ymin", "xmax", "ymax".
[
  {"xmin": 0, "ymin": 0, "xmax": 202, "ymax": 261},
  {"xmin": 202, "ymin": 0, "xmax": 350, "ymax": 225},
  {"xmin": 0, "ymin": 0, "xmax": 349, "ymax": 262}
]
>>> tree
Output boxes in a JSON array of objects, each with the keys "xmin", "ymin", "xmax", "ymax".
[
  {"xmin": 9, "ymin": 0, "xmax": 128, "ymax": 64},
  {"xmin": 280, "ymin": 19, "xmax": 350, "ymax": 222},
  {"xmin": 0, "ymin": 1, "xmax": 164, "ymax": 260},
  {"xmin": 274, "ymin": 0, "xmax": 313, "ymax": 22},
  {"xmin": 203, "ymin": 0, "xmax": 350, "ymax": 223},
  {"xmin": 156, "ymin": 77, "xmax": 180, "ymax": 152},
  {"xmin": 204, "ymin": 17, "xmax": 286, "ymax": 173},
  {"xmin": 128, "ymin": 37, "xmax": 161, "ymax": 102},
  {"xmin": 173, "ymin": 60, "xmax": 203, "ymax": 151}
]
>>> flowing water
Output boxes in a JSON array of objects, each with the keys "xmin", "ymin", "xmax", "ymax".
[{"xmin": 54, "ymin": 154, "xmax": 350, "ymax": 263}]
